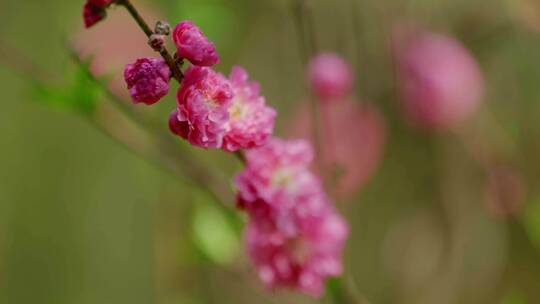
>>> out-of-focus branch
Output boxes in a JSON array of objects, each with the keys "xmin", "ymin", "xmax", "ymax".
[
  {"xmin": 0, "ymin": 41, "xmax": 236, "ymax": 213},
  {"xmin": 292, "ymin": 0, "xmax": 324, "ymax": 179}
]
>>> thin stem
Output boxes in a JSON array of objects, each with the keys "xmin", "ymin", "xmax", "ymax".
[
  {"xmin": 350, "ymin": 0, "xmax": 365, "ymax": 97},
  {"xmin": 293, "ymin": 0, "xmax": 325, "ymax": 179},
  {"xmin": 117, "ymin": 0, "xmax": 184, "ymax": 82}
]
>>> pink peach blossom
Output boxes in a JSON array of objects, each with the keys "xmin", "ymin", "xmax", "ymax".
[
  {"xmin": 308, "ymin": 53, "xmax": 353, "ymax": 101},
  {"xmin": 174, "ymin": 66, "xmax": 232, "ymax": 148},
  {"xmin": 289, "ymin": 100, "xmax": 386, "ymax": 198},
  {"xmin": 222, "ymin": 66, "xmax": 277, "ymax": 152},
  {"xmin": 396, "ymin": 31, "xmax": 484, "ymax": 130},
  {"xmin": 123, "ymin": 57, "xmax": 171, "ymax": 105},
  {"xmin": 172, "ymin": 20, "xmax": 219, "ymax": 67},
  {"xmin": 236, "ymin": 138, "xmax": 339, "ymax": 241},
  {"xmin": 245, "ymin": 205, "xmax": 348, "ymax": 297},
  {"xmin": 236, "ymin": 138, "xmax": 315, "ymax": 206}
]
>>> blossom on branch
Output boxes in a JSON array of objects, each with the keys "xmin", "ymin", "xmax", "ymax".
[
  {"xmin": 124, "ymin": 57, "xmax": 172, "ymax": 105},
  {"xmin": 173, "ymin": 20, "xmax": 220, "ymax": 67},
  {"xmin": 173, "ymin": 66, "xmax": 233, "ymax": 148},
  {"xmin": 236, "ymin": 138, "xmax": 349, "ymax": 297},
  {"xmin": 222, "ymin": 67, "xmax": 276, "ymax": 152}
]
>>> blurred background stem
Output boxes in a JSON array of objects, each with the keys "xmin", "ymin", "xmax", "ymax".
[{"xmin": 293, "ymin": 0, "xmax": 325, "ymax": 180}]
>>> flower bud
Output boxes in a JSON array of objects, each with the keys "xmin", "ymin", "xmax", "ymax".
[
  {"xmin": 154, "ymin": 21, "xmax": 171, "ymax": 36},
  {"xmin": 172, "ymin": 20, "xmax": 219, "ymax": 67},
  {"xmin": 148, "ymin": 34, "xmax": 165, "ymax": 51},
  {"xmin": 396, "ymin": 31, "xmax": 484, "ymax": 130},
  {"xmin": 124, "ymin": 57, "xmax": 172, "ymax": 105},
  {"xmin": 307, "ymin": 53, "xmax": 353, "ymax": 101},
  {"xmin": 83, "ymin": 2, "xmax": 107, "ymax": 28}
]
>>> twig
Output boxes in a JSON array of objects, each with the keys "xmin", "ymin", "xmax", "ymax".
[{"xmin": 116, "ymin": 0, "xmax": 184, "ymax": 82}]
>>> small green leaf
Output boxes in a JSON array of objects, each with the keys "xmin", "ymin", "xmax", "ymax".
[
  {"xmin": 30, "ymin": 57, "xmax": 102, "ymax": 115},
  {"xmin": 192, "ymin": 196, "xmax": 240, "ymax": 265}
]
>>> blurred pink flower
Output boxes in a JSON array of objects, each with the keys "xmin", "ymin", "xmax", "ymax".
[
  {"xmin": 308, "ymin": 53, "xmax": 353, "ymax": 101},
  {"xmin": 236, "ymin": 138, "xmax": 315, "ymax": 205},
  {"xmin": 83, "ymin": 2, "xmax": 106, "ymax": 28},
  {"xmin": 236, "ymin": 138, "xmax": 349, "ymax": 297},
  {"xmin": 289, "ymin": 100, "xmax": 386, "ymax": 198},
  {"xmin": 222, "ymin": 66, "xmax": 277, "ymax": 152},
  {"xmin": 395, "ymin": 31, "xmax": 484, "ymax": 130},
  {"xmin": 245, "ymin": 206, "xmax": 348, "ymax": 297},
  {"xmin": 123, "ymin": 57, "xmax": 171, "ymax": 105},
  {"xmin": 174, "ymin": 66, "xmax": 232, "ymax": 149},
  {"xmin": 173, "ymin": 20, "xmax": 219, "ymax": 67}
]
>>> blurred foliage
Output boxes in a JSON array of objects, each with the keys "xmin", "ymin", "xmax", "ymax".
[
  {"xmin": 30, "ymin": 59, "xmax": 103, "ymax": 115},
  {"xmin": 191, "ymin": 192, "xmax": 240, "ymax": 266}
]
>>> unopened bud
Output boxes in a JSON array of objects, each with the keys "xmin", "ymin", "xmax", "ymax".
[
  {"xmin": 155, "ymin": 21, "xmax": 171, "ymax": 36},
  {"xmin": 148, "ymin": 34, "xmax": 166, "ymax": 51}
]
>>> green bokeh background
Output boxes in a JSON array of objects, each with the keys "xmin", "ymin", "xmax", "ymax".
[{"xmin": 1, "ymin": 0, "xmax": 540, "ymax": 303}]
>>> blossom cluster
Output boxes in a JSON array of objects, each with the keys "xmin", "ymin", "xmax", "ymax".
[
  {"xmin": 119, "ymin": 16, "xmax": 277, "ymax": 151},
  {"xmin": 236, "ymin": 138, "xmax": 349, "ymax": 297},
  {"xmin": 84, "ymin": 4, "xmax": 347, "ymax": 297}
]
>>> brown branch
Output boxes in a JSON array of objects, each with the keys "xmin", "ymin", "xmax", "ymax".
[{"xmin": 116, "ymin": 0, "xmax": 184, "ymax": 82}]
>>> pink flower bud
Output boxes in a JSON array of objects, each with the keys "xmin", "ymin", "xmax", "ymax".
[
  {"xmin": 83, "ymin": 2, "xmax": 106, "ymax": 28},
  {"xmin": 172, "ymin": 20, "xmax": 219, "ymax": 67},
  {"xmin": 308, "ymin": 53, "xmax": 353, "ymax": 101},
  {"xmin": 124, "ymin": 57, "xmax": 172, "ymax": 105},
  {"xmin": 396, "ymin": 31, "xmax": 484, "ymax": 130},
  {"xmin": 148, "ymin": 34, "xmax": 165, "ymax": 51},
  {"xmin": 173, "ymin": 66, "xmax": 233, "ymax": 148}
]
